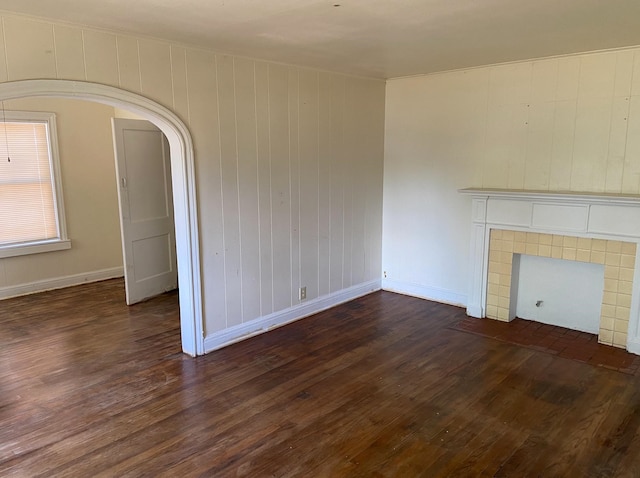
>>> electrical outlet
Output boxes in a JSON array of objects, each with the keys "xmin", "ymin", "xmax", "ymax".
[
  {"xmin": 299, "ymin": 286, "xmax": 307, "ymax": 301},
  {"xmin": 384, "ymin": 271, "xmax": 387, "ymax": 278}
]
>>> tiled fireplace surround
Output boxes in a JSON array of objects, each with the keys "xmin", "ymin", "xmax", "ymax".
[
  {"xmin": 487, "ymin": 230, "xmax": 635, "ymax": 348},
  {"xmin": 461, "ymin": 189, "xmax": 640, "ymax": 353}
]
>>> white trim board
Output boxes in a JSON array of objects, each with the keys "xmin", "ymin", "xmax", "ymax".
[
  {"xmin": 627, "ymin": 337, "xmax": 640, "ymax": 356},
  {"xmin": 0, "ymin": 267, "xmax": 124, "ymax": 300},
  {"xmin": 204, "ymin": 280, "xmax": 382, "ymax": 353},
  {"xmin": 382, "ymin": 278, "xmax": 467, "ymax": 308}
]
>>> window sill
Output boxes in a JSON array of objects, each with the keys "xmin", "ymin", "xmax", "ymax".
[{"xmin": 0, "ymin": 239, "xmax": 72, "ymax": 259}]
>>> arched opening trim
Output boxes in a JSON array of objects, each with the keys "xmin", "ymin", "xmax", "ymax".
[{"xmin": 0, "ymin": 80, "xmax": 203, "ymax": 356}]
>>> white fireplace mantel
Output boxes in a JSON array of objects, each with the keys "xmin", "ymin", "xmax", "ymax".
[{"xmin": 459, "ymin": 188, "xmax": 640, "ymax": 354}]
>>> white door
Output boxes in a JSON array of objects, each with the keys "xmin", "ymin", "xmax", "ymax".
[{"xmin": 112, "ymin": 118, "xmax": 178, "ymax": 305}]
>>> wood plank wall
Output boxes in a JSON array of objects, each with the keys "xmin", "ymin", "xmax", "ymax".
[{"xmin": 0, "ymin": 13, "xmax": 386, "ymax": 337}]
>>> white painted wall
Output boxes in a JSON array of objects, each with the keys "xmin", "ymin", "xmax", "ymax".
[
  {"xmin": 383, "ymin": 47, "xmax": 640, "ymax": 307},
  {"xmin": 0, "ymin": 97, "xmax": 123, "ymax": 297},
  {"xmin": 0, "ymin": 13, "xmax": 386, "ymax": 340},
  {"xmin": 515, "ymin": 255, "xmax": 604, "ymax": 333}
]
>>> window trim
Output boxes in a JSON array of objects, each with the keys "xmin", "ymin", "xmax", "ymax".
[
  {"xmin": 0, "ymin": 110, "xmax": 71, "ymax": 258},
  {"xmin": 0, "ymin": 238, "xmax": 71, "ymax": 258}
]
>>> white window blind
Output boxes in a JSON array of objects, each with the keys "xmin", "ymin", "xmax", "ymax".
[
  {"xmin": 0, "ymin": 120, "xmax": 57, "ymax": 245},
  {"xmin": 0, "ymin": 111, "xmax": 69, "ymax": 257}
]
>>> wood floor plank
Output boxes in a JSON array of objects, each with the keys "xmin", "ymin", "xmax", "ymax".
[{"xmin": 3, "ymin": 279, "xmax": 640, "ymax": 476}]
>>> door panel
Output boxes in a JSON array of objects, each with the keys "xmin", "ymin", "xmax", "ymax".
[{"xmin": 112, "ymin": 118, "xmax": 177, "ymax": 305}]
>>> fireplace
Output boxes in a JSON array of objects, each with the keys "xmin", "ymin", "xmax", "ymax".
[
  {"xmin": 487, "ymin": 228, "xmax": 635, "ymax": 347},
  {"xmin": 460, "ymin": 189, "xmax": 640, "ymax": 352}
]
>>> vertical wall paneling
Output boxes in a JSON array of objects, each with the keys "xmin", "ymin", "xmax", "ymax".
[
  {"xmin": 254, "ymin": 61, "xmax": 274, "ymax": 316},
  {"xmin": 530, "ymin": 59, "xmax": 558, "ymax": 104},
  {"xmin": 170, "ymin": 46, "xmax": 189, "ymax": 122},
  {"xmin": 329, "ymin": 75, "xmax": 345, "ymax": 293},
  {"xmin": 138, "ymin": 39, "xmax": 173, "ymax": 107},
  {"xmin": 185, "ymin": 48, "xmax": 226, "ymax": 334},
  {"xmin": 342, "ymin": 78, "xmax": 355, "ymax": 287},
  {"xmin": 288, "ymin": 67, "xmax": 300, "ymax": 304},
  {"xmin": 0, "ymin": 20, "xmax": 7, "ymax": 82},
  {"xmin": 52, "ymin": 25, "xmax": 85, "ymax": 81},
  {"xmin": 3, "ymin": 16, "xmax": 56, "ymax": 81},
  {"xmin": 548, "ymin": 99, "xmax": 577, "ymax": 190},
  {"xmin": 0, "ymin": 12, "xmax": 386, "ymax": 345},
  {"xmin": 614, "ymin": 50, "xmax": 634, "ymax": 97},
  {"xmin": 216, "ymin": 55, "xmax": 243, "ymax": 328},
  {"xmin": 506, "ymin": 103, "xmax": 529, "ymax": 190},
  {"xmin": 632, "ymin": 50, "xmax": 640, "ymax": 96},
  {"xmin": 350, "ymin": 78, "xmax": 367, "ymax": 286},
  {"xmin": 299, "ymin": 70, "xmax": 320, "ymax": 300},
  {"xmin": 363, "ymin": 81, "xmax": 385, "ymax": 281},
  {"xmin": 485, "ymin": 63, "xmax": 533, "ymax": 191},
  {"xmin": 623, "ymin": 96, "xmax": 640, "ymax": 194},
  {"xmin": 571, "ymin": 96, "xmax": 612, "ymax": 192},
  {"xmin": 578, "ymin": 53, "xmax": 616, "ymax": 99},
  {"xmin": 605, "ymin": 96, "xmax": 630, "ymax": 193},
  {"xmin": 482, "ymin": 103, "xmax": 511, "ymax": 188},
  {"xmin": 116, "ymin": 35, "xmax": 142, "ymax": 93},
  {"xmin": 318, "ymin": 72, "xmax": 333, "ymax": 297},
  {"xmin": 556, "ymin": 57, "xmax": 581, "ymax": 101},
  {"xmin": 234, "ymin": 57, "xmax": 261, "ymax": 323},
  {"xmin": 487, "ymin": 62, "xmax": 532, "ymax": 106},
  {"xmin": 268, "ymin": 64, "xmax": 292, "ymax": 312},
  {"xmin": 523, "ymin": 60, "xmax": 558, "ymax": 191},
  {"xmin": 452, "ymin": 69, "xmax": 489, "ymax": 190},
  {"xmin": 523, "ymin": 102, "xmax": 555, "ymax": 190},
  {"xmin": 83, "ymin": 30, "xmax": 119, "ymax": 86}
]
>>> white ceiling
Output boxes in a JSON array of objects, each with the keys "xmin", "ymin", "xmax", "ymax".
[{"xmin": 2, "ymin": 0, "xmax": 640, "ymax": 78}]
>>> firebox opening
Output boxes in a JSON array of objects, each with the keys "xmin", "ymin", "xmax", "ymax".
[{"xmin": 514, "ymin": 254, "xmax": 605, "ymax": 334}]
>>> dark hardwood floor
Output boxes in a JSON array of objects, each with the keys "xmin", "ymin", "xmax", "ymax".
[{"xmin": 3, "ymin": 279, "xmax": 640, "ymax": 476}]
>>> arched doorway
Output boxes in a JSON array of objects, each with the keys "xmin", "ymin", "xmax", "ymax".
[{"xmin": 0, "ymin": 79, "xmax": 203, "ymax": 356}]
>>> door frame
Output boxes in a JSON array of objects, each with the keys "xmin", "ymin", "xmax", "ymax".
[{"xmin": 0, "ymin": 79, "xmax": 203, "ymax": 356}]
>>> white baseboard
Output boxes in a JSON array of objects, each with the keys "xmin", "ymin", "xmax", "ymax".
[
  {"xmin": 626, "ymin": 337, "xmax": 640, "ymax": 356},
  {"xmin": 466, "ymin": 305, "xmax": 483, "ymax": 318},
  {"xmin": 382, "ymin": 278, "xmax": 467, "ymax": 308},
  {"xmin": 204, "ymin": 279, "xmax": 382, "ymax": 353},
  {"xmin": 0, "ymin": 267, "xmax": 124, "ymax": 300}
]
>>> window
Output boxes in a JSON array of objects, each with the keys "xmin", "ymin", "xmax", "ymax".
[{"xmin": 0, "ymin": 110, "xmax": 70, "ymax": 258}]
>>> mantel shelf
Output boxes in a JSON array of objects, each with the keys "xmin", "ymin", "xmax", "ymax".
[{"xmin": 458, "ymin": 188, "xmax": 640, "ymax": 206}]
